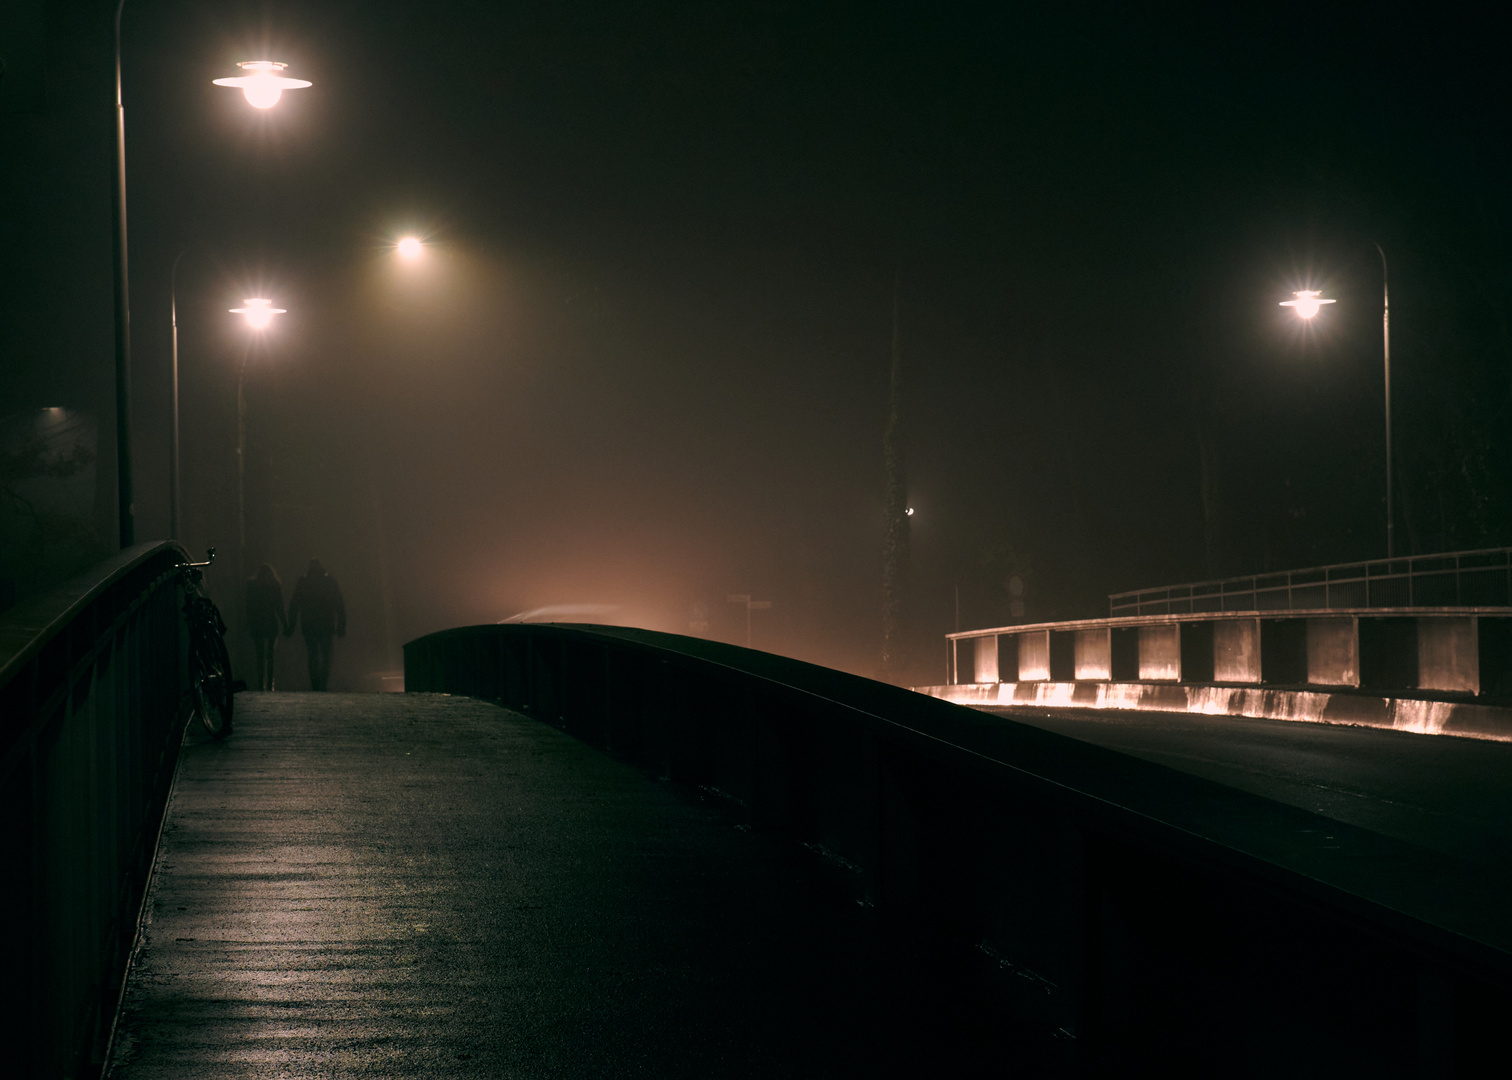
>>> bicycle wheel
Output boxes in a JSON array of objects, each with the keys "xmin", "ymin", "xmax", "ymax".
[{"xmin": 192, "ymin": 629, "xmax": 235, "ymax": 738}]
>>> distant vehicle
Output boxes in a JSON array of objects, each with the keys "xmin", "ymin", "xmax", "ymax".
[{"xmin": 499, "ymin": 604, "xmax": 621, "ymax": 625}]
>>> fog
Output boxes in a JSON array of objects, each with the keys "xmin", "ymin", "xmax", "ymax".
[{"xmin": 5, "ymin": 2, "xmax": 1511, "ymax": 690}]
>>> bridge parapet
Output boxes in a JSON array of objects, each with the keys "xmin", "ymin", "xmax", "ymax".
[
  {"xmin": 408, "ymin": 622, "xmax": 1512, "ymax": 1070},
  {"xmin": 950, "ymin": 607, "xmax": 1509, "ymax": 701},
  {"xmin": 0, "ymin": 542, "xmax": 189, "ymax": 1080}
]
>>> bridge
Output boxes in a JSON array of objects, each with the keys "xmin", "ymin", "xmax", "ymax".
[{"xmin": 6, "ymin": 542, "xmax": 1512, "ymax": 1077}]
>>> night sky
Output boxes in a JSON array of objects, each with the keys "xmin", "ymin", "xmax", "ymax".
[{"xmin": 4, "ymin": 1, "xmax": 1510, "ymax": 686}]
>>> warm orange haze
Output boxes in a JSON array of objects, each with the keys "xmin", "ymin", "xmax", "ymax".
[{"xmin": 4, "ymin": 2, "xmax": 1511, "ymax": 696}]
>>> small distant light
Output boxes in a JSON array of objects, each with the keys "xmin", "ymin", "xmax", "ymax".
[
  {"xmin": 1280, "ymin": 289, "xmax": 1335, "ymax": 320},
  {"xmin": 229, "ymin": 298, "xmax": 287, "ymax": 330},
  {"xmin": 906, "ymin": 507, "xmax": 915, "ymax": 516},
  {"xmin": 212, "ymin": 61, "xmax": 312, "ymax": 110},
  {"xmin": 397, "ymin": 237, "xmax": 424, "ymax": 259}
]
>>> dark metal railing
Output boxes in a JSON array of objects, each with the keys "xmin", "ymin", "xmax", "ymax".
[
  {"xmin": 1109, "ymin": 547, "xmax": 1512, "ymax": 616},
  {"xmin": 0, "ymin": 542, "xmax": 190, "ymax": 1080}
]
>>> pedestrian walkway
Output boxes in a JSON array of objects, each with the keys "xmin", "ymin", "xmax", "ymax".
[{"xmin": 107, "ymin": 693, "xmax": 1030, "ymax": 1078}]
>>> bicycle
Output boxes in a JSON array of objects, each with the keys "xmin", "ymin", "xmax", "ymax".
[{"xmin": 180, "ymin": 548, "xmax": 239, "ymax": 738}]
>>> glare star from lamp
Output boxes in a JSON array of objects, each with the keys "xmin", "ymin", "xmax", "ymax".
[
  {"xmin": 397, "ymin": 237, "xmax": 425, "ymax": 259},
  {"xmin": 1279, "ymin": 290, "xmax": 1335, "ymax": 319},
  {"xmin": 230, "ymin": 298, "xmax": 287, "ymax": 329},
  {"xmin": 213, "ymin": 61, "xmax": 312, "ymax": 109}
]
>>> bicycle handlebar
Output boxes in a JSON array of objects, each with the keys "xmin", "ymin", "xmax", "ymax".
[{"xmin": 186, "ymin": 547, "xmax": 216, "ymax": 569}]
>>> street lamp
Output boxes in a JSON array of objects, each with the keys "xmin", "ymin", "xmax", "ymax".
[
  {"xmin": 229, "ymin": 299, "xmax": 287, "ymax": 582},
  {"xmin": 107, "ymin": 12, "xmax": 313, "ymax": 549},
  {"xmin": 1279, "ymin": 244, "xmax": 1394, "ymax": 557},
  {"xmin": 230, "ymin": 298, "xmax": 287, "ymax": 329},
  {"xmin": 396, "ymin": 236, "xmax": 425, "ymax": 260},
  {"xmin": 1279, "ymin": 289, "xmax": 1335, "ymax": 319},
  {"xmin": 212, "ymin": 61, "xmax": 313, "ymax": 109}
]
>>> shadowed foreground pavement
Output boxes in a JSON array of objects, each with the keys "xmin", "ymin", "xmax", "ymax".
[{"xmin": 108, "ymin": 693, "xmax": 1030, "ymax": 1078}]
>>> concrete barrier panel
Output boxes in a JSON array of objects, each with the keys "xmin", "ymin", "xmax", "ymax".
[
  {"xmin": 1138, "ymin": 624, "xmax": 1180, "ymax": 681},
  {"xmin": 1214, "ymin": 619, "xmax": 1260, "ymax": 683},
  {"xmin": 1417, "ymin": 617, "xmax": 1478, "ymax": 694},
  {"xmin": 1076, "ymin": 628, "xmax": 1111, "ymax": 681},
  {"xmin": 974, "ymin": 635, "xmax": 1000, "ymax": 684},
  {"xmin": 1018, "ymin": 631, "xmax": 1050, "ymax": 681},
  {"xmin": 1307, "ymin": 617, "xmax": 1360, "ymax": 688}
]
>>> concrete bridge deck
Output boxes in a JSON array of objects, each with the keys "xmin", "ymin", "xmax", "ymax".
[{"xmin": 106, "ymin": 693, "xmax": 1028, "ymax": 1078}]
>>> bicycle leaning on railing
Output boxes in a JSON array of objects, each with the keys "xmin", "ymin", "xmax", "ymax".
[{"xmin": 180, "ymin": 548, "xmax": 240, "ymax": 738}]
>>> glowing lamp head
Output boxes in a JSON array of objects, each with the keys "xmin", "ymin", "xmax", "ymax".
[
  {"xmin": 1280, "ymin": 289, "xmax": 1335, "ymax": 319},
  {"xmin": 229, "ymin": 298, "xmax": 287, "ymax": 330},
  {"xmin": 212, "ymin": 62, "xmax": 312, "ymax": 109},
  {"xmin": 397, "ymin": 236, "xmax": 424, "ymax": 259}
]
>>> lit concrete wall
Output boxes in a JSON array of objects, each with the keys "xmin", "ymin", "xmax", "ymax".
[
  {"xmin": 974, "ymin": 635, "xmax": 999, "ymax": 683},
  {"xmin": 1214, "ymin": 619, "xmax": 1261, "ymax": 683},
  {"xmin": 1018, "ymin": 630, "xmax": 1050, "ymax": 681},
  {"xmin": 1307, "ymin": 617, "xmax": 1359, "ymax": 688},
  {"xmin": 952, "ymin": 611, "xmax": 1491, "ymax": 694},
  {"xmin": 1075, "ymin": 628, "xmax": 1111, "ymax": 680},
  {"xmin": 1138, "ymin": 624, "xmax": 1181, "ymax": 681},
  {"xmin": 1418, "ymin": 617, "xmax": 1478, "ymax": 694}
]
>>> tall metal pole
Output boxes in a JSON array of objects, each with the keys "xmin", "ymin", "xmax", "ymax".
[
  {"xmin": 236, "ymin": 346, "xmax": 248, "ymax": 587},
  {"xmin": 111, "ymin": 0, "xmax": 135, "ymax": 547},
  {"xmin": 169, "ymin": 250, "xmax": 185, "ymax": 542},
  {"xmin": 1377, "ymin": 243, "xmax": 1393, "ymax": 559},
  {"xmin": 881, "ymin": 268, "xmax": 908, "ymax": 678}
]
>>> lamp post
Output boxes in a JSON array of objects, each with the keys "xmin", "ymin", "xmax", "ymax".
[
  {"xmin": 111, "ymin": 0, "xmax": 133, "ymax": 547},
  {"xmin": 169, "ymin": 250, "xmax": 186, "ymax": 540},
  {"xmin": 229, "ymin": 299, "xmax": 286, "ymax": 583},
  {"xmin": 107, "ymin": 19, "xmax": 312, "ymax": 549},
  {"xmin": 1279, "ymin": 244, "xmax": 1393, "ymax": 557}
]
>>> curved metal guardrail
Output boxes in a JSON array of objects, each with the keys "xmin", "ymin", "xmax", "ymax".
[
  {"xmin": 408, "ymin": 622, "xmax": 1512, "ymax": 1073},
  {"xmin": 0, "ymin": 542, "xmax": 190, "ymax": 1080}
]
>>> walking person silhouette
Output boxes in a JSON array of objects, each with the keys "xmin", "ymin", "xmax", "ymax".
[
  {"xmin": 286, "ymin": 558, "xmax": 346, "ymax": 691},
  {"xmin": 245, "ymin": 563, "xmax": 287, "ymax": 690}
]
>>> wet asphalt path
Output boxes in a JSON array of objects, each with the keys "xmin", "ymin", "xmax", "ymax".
[{"xmin": 108, "ymin": 693, "xmax": 1028, "ymax": 1079}]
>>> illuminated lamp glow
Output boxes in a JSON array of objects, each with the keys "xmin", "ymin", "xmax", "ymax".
[
  {"xmin": 212, "ymin": 61, "xmax": 312, "ymax": 110},
  {"xmin": 229, "ymin": 298, "xmax": 287, "ymax": 330},
  {"xmin": 1279, "ymin": 289, "xmax": 1336, "ymax": 319},
  {"xmin": 397, "ymin": 237, "xmax": 424, "ymax": 259},
  {"xmin": 906, "ymin": 507, "xmax": 915, "ymax": 516}
]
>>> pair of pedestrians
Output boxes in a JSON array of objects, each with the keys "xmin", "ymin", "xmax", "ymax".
[{"xmin": 246, "ymin": 559, "xmax": 347, "ymax": 691}]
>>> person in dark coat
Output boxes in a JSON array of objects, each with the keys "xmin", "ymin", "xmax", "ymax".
[
  {"xmin": 245, "ymin": 564, "xmax": 288, "ymax": 690},
  {"xmin": 285, "ymin": 558, "xmax": 347, "ymax": 691}
]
